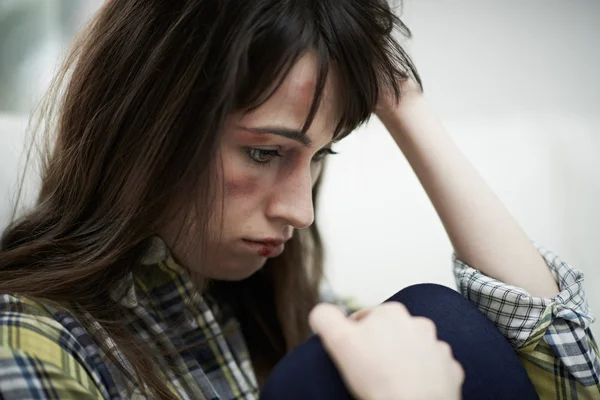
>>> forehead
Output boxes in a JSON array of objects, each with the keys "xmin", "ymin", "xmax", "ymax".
[{"xmin": 238, "ymin": 53, "xmax": 342, "ymax": 145}]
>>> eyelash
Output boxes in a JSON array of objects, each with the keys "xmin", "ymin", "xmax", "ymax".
[
  {"xmin": 245, "ymin": 148, "xmax": 338, "ymax": 166},
  {"xmin": 312, "ymin": 148, "xmax": 338, "ymax": 162}
]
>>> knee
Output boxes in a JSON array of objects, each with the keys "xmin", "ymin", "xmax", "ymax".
[
  {"xmin": 386, "ymin": 283, "xmax": 474, "ymax": 318},
  {"xmin": 389, "ymin": 283, "xmax": 462, "ymax": 303}
]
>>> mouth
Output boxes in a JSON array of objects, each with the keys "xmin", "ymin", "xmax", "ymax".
[{"xmin": 241, "ymin": 238, "xmax": 288, "ymax": 258}]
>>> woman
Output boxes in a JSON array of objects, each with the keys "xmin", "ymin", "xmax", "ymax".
[{"xmin": 0, "ymin": 0, "xmax": 597, "ymax": 399}]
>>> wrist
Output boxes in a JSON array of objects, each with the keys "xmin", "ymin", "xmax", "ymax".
[{"xmin": 377, "ymin": 94, "xmax": 436, "ymax": 142}]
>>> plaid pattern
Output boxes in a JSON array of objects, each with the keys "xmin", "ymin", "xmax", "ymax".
[
  {"xmin": 0, "ymin": 238, "xmax": 597, "ymax": 399},
  {"xmin": 0, "ymin": 296, "xmax": 107, "ymax": 399},
  {"xmin": 0, "ymin": 238, "xmax": 259, "ymax": 400},
  {"xmin": 455, "ymin": 244, "xmax": 600, "ymax": 398}
]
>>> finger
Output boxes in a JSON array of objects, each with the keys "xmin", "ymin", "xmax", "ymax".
[
  {"xmin": 374, "ymin": 301, "xmax": 410, "ymax": 315},
  {"xmin": 309, "ymin": 303, "xmax": 351, "ymax": 338},
  {"xmin": 348, "ymin": 307, "xmax": 373, "ymax": 321},
  {"xmin": 412, "ymin": 316, "xmax": 437, "ymax": 338},
  {"xmin": 364, "ymin": 302, "xmax": 411, "ymax": 323},
  {"xmin": 453, "ymin": 359, "xmax": 466, "ymax": 384},
  {"xmin": 309, "ymin": 303, "xmax": 358, "ymax": 381},
  {"xmin": 438, "ymin": 341, "xmax": 453, "ymax": 359}
]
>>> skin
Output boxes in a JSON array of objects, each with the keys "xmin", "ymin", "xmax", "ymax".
[
  {"xmin": 308, "ymin": 82, "xmax": 560, "ymax": 398},
  {"xmin": 160, "ymin": 55, "xmax": 560, "ymax": 398},
  {"xmin": 377, "ymin": 82, "xmax": 559, "ymax": 298},
  {"xmin": 310, "ymin": 302, "xmax": 464, "ymax": 400},
  {"xmin": 163, "ymin": 53, "xmax": 341, "ymax": 280},
  {"xmin": 164, "ymin": 54, "xmax": 560, "ymax": 295}
]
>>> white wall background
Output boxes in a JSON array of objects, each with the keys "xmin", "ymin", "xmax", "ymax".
[
  {"xmin": 1, "ymin": 1, "xmax": 599, "ymax": 340},
  {"xmin": 320, "ymin": 1, "xmax": 600, "ymax": 341}
]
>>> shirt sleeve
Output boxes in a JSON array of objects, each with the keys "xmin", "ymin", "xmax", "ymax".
[
  {"xmin": 0, "ymin": 304, "xmax": 105, "ymax": 399},
  {"xmin": 0, "ymin": 347, "xmax": 101, "ymax": 399},
  {"xmin": 453, "ymin": 244, "xmax": 600, "ymax": 390}
]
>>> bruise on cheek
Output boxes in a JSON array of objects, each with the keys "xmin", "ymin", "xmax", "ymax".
[{"xmin": 225, "ymin": 176, "xmax": 258, "ymax": 198}]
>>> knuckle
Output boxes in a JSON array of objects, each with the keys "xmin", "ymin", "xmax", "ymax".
[
  {"xmin": 414, "ymin": 317, "xmax": 437, "ymax": 336},
  {"xmin": 455, "ymin": 361, "xmax": 466, "ymax": 382},
  {"xmin": 390, "ymin": 302, "xmax": 409, "ymax": 314},
  {"xmin": 439, "ymin": 341, "xmax": 453, "ymax": 356},
  {"xmin": 375, "ymin": 302, "xmax": 410, "ymax": 319}
]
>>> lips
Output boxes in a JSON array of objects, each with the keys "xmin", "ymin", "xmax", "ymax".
[
  {"xmin": 241, "ymin": 238, "xmax": 289, "ymax": 258},
  {"xmin": 252, "ymin": 239, "xmax": 286, "ymax": 246}
]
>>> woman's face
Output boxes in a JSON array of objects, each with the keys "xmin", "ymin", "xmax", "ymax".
[{"xmin": 167, "ymin": 53, "xmax": 342, "ymax": 280}]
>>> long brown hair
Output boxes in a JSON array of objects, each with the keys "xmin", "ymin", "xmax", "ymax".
[{"xmin": 0, "ymin": 0, "xmax": 420, "ymax": 397}]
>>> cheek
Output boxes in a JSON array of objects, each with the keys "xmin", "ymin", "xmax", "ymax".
[
  {"xmin": 224, "ymin": 176, "xmax": 259, "ymax": 199},
  {"xmin": 221, "ymin": 153, "xmax": 261, "ymax": 199}
]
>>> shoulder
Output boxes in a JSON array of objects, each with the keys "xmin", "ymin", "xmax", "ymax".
[
  {"xmin": 0, "ymin": 294, "xmax": 106, "ymax": 399},
  {"xmin": 0, "ymin": 293, "xmax": 70, "ymax": 350}
]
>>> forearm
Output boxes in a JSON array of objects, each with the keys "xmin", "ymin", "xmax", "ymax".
[{"xmin": 378, "ymin": 95, "xmax": 559, "ymax": 298}]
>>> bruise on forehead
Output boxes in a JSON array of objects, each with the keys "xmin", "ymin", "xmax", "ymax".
[
  {"xmin": 239, "ymin": 52, "xmax": 345, "ymax": 143},
  {"xmin": 279, "ymin": 54, "xmax": 345, "ymax": 139}
]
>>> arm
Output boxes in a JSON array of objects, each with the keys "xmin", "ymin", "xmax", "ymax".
[
  {"xmin": 376, "ymin": 85, "xmax": 559, "ymax": 298},
  {"xmin": 374, "ymin": 83, "xmax": 599, "ymax": 397}
]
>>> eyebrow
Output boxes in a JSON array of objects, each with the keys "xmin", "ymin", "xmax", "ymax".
[{"xmin": 238, "ymin": 126, "xmax": 313, "ymax": 147}]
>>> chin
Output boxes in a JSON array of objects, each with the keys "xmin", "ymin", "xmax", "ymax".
[{"xmin": 206, "ymin": 257, "xmax": 267, "ymax": 281}]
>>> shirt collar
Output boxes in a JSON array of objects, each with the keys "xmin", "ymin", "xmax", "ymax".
[{"xmin": 109, "ymin": 236, "xmax": 199, "ymax": 309}]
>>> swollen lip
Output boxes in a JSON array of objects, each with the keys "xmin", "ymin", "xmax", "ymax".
[
  {"xmin": 257, "ymin": 246, "xmax": 272, "ymax": 257},
  {"xmin": 242, "ymin": 239, "xmax": 283, "ymax": 257}
]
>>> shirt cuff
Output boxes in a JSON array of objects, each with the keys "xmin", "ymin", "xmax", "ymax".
[{"xmin": 453, "ymin": 244, "xmax": 599, "ymax": 386}]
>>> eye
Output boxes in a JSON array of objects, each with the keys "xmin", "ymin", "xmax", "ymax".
[
  {"xmin": 312, "ymin": 148, "xmax": 338, "ymax": 163},
  {"xmin": 246, "ymin": 148, "xmax": 282, "ymax": 165}
]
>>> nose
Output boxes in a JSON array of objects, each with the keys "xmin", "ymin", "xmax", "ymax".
[{"xmin": 265, "ymin": 168, "xmax": 315, "ymax": 229}]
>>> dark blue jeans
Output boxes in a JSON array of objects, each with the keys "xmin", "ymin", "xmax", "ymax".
[{"xmin": 261, "ymin": 284, "xmax": 539, "ymax": 400}]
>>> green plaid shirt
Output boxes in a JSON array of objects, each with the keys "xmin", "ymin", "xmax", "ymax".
[{"xmin": 0, "ymin": 238, "xmax": 598, "ymax": 399}]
